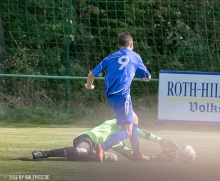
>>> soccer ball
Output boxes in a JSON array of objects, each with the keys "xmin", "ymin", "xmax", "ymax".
[{"xmin": 177, "ymin": 145, "xmax": 196, "ymax": 163}]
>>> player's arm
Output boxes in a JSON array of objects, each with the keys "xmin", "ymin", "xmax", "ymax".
[
  {"xmin": 138, "ymin": 129, "xmax": 162, "ymax": 143},
  {"xmin": 85, "ymin": 59, "xmax": 108, "ymax": 89},
  {"xmin": 136, "ymin": 68, "xmax": 151, "ymax": 82},
  {"xmin": 85, "ymin": 71, "xmax": 95, "ymax": 89},
  {"xmin": 135, "ymin": 56, "xmax": 151, "ymax": 82},
  {"xmin": 136, "ymin": 129, "xmax": 177, "ymax": 162},
  {"xmin": 112, "ymin": 141, "xmax": 176, "ymax": 162},
  {"xmin": 138, "ymin": 128, "xmax": 178, "ymax": 151}
]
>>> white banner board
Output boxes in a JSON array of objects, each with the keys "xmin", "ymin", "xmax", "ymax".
[{"xmin": 158, "ymin": 70, "xmax": 220, "ymax": 124}]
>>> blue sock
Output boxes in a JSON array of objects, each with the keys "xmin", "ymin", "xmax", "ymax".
[
  {"xmin": 129, "ymin": 124, "xmax": 141, "ymax": 156},
  {"xmin": 101, "ymin": 130, "xmax": 128, "ymax": 150}
]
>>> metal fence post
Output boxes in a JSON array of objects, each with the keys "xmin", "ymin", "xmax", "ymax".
[{"xmin": 65, "ymin": 0, "xmax": 72, "ymax": 108}]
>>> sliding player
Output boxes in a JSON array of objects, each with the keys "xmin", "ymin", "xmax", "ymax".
[{"xmin": 32, "ymin": 119, "xmax": 177, "ymax": 162}]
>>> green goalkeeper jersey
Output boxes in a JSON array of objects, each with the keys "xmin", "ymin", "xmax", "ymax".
[
  {"xmin": 76, "ymin": 119, "xmax": 162, "ymax": 151},
  {"xmin": 77, "ymin": 119, "xmax": 121, "ymax": 147}
]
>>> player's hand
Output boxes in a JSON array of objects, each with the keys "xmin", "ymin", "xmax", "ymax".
[
  {"xmin": 85, "ymin": 83, "xmax": 95, "ymax": 89},
  {"xmin": 140, "ymin": 77, "xmax": 150, "ymax": 82},
  {"xmin": 156, "ymin": 149, "xmax": 176, "ymax": 162},
  {"xmin": 140, "ymin": 75, "xmax": 151, "ymax": 82},
  {"xmin": 160, "ymin": 139, "xmax": 178, "ymax": 151}
]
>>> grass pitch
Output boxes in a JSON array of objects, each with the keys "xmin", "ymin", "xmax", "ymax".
[{"xmin": 1, "ymin": 125, "xmax": 220, "ymax": 181}]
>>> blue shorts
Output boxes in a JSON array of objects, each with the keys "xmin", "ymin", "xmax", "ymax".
[{"xmin": 107, "ymin": 94, "xmax": 133, "ymax": 126}]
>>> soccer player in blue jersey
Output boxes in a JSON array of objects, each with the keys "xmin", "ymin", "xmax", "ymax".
[{"xmin": 85, "ymin": 31, "xmax": 151, "ymax": 162}]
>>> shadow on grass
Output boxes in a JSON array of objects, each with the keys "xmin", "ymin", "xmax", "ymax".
[
  {"xmin": 17, "ymin": 157, "xmax": 99, "ymax": 162},
  {"xmin": 17, "ymin": 157, "xmax": 67, "ymax": 162}
]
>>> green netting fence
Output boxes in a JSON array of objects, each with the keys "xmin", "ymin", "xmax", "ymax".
[{"xmin": 0, "ymin": 0, "xmax": 220, "ymax": 108}]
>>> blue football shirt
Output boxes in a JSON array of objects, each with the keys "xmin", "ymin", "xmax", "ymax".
[{"xmin": 92, "ymin": 48, "xmax": 151, "ymax": 96}]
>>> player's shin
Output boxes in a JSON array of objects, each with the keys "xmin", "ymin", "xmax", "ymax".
[
  {"xmin": 47, "ymin": 147, "xmax": 77, "ymax": 157},
  {"xmin": 129, "ymin": 124, "xmax": 141, "ymax": 156}
]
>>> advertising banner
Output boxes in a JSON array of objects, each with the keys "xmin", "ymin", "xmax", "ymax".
[{"xmin": 158, "ymin": 70, "xmax": 220, "ymax": 124}]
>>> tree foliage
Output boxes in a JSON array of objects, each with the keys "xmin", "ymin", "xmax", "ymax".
[{"xmin": 0, "ymin": 0, "xmax": 220, "ymax": 105}]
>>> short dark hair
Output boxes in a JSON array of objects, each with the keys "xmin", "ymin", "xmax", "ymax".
[{"xmin": 118, "ymin": 31, "xmax": 133, "ymax": 47}]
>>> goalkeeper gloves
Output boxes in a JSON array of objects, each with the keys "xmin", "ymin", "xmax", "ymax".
[
  {"xmin": 160, "ymin": 139, "xmax": 178, "ymax": 151},
  {"xmin": 155, "ymin": 149, "xmax": 177, "ymax": 162}
]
